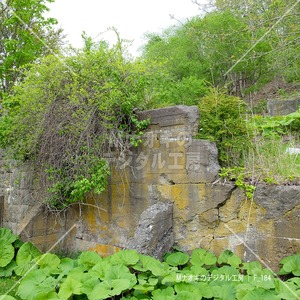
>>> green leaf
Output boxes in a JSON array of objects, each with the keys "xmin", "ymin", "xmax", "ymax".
[
  {"xmin": 235, "ymin": 283, "xmax": 254, "ymax": 300},
  {"xmin": 109, "ymin": 249, "xmax": 139, "ymax": 266},
  {"xmin": 91, "ymin": 260, "xmax": 113, "ymax": 280},
  {"xmin": 210, "ymin": 284, "xmax": 236, "ymax": 300},
  {"xmin": 174, "ymin": 282, "xmax": 200, "ymax": 294},
  {"xmin": 16, "ymin": 242, "xmax": 41, "ymax": 266},
  {"xmin": 58, "ymin": 257, "xmax": 76, "ymax": 275},
  {"xmin": 17, "ymin": 269, "xmax": 57, "ymax": 300},
  {"xmin": 190, "ymin": 265, "xmax": 209, "ymax": 276},
  {"xmin": 218, "ymin": 250, "xmax": 242, "ymax": 267},
  {"xmin": 105, "ymin": 264, "xmax": 137, "ymax": 288},
  {"xmin": 211, "ymin": 265, "xmax": 240, "ymax": 279},
  {"xmin": 190, "ymin": 249, "xmax": 217, "ymax": 267},
  {"xmin": 241, "ymin": 261, "xmax": 263, "ymax": 275},
  {"xmin": 241, "ymin": 287, "xmax": 279, "ymax": 300},
  {"xmin": 198, "ymin": 282, "xmax": 213, "ymax": 298},
  {"xmin": 166, "ymin": 252, "xmax": 189, "ymax": 267},
  {"xmin": 152, "ymin": 287, "xmax": 175, "ymax": 300},
  {"xmin": 78, "ymin": 251, "xmax": 102, "ymax": 269},
  {"xmin": 14, "ymin": 261, "xmax": 37, "ymax": 277},
  {"xmin": 67, "ymin": 267, "xmax": 89, "ymax": 282},
  {"xmin": 81, "ymin": 276, "xmax": 100, "ymax": 295},
  {"xmin": 0, "ymin": 241, "xmax": 14, "ymax": 267},
  {"xmin": 288, "ymin": 277, "xmax": 300, "ymax": 288},
  {"xmin": 133, "ymin": 274, "xmax": 158, "ymax": 292},
  {"xmin": 88, "ymin": 279, "xmax": 132, "ymax": 300},
  {"xmin": 279, "ymin": 254, "xmax": 300, "ymax": 276},
  {"xmin": 161, "ymin": 271, "xmax": 181, "ymax": 284},
  {"xmin": 0, "ymin": 296, "xmax": 17, "ymax": 300},
  {"xmin": 0, "ymin": 260, "xmax": 16, "ymax": 277},
  {"xmin": 58, "ymin": 276, "xmax": 82, "ymax": 299},
  {"xmin": 274, "ymin": 278, "xmax": 298, "ymax": 300},
  {"xmin": 245, "ymin": 268, "xmax": 275, "ymax": 289},
  {"xmin": 35, "ymin": 253, "xmax": 60, "ymax": 269},
  {"xmin": 175, "ymin": 291, "xmax": 197, "ymax": 300},
  {"xmin": 34, "ymin": 292, "xmax": 60, "ymax": 300},
  {"xmin": 0, "ymin": 228, "xmax": 18, "ymax": 244},
  {"xmin": 133, "ymin": 254, "xmax": 170, "ymax": 276}
]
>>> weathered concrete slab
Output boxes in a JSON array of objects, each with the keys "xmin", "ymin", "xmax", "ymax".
[
  {"xmin": 1, "ymin": 105, "xmax": 299, "ymax": 271},
  {"xmin": 267, "ymin": 98, "xmax": 300, "ymax": 116}
]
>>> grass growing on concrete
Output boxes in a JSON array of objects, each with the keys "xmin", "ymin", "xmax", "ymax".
[{"xmin": 243, "ymin": 136, "xmax": 300, "ymax": 184}]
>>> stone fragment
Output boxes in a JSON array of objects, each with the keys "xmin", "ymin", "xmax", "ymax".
[{"xmin": 128, "ymin": 202, "xmax": 174, "ymax": 259}]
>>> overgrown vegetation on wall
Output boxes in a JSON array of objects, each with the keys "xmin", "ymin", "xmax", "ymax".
[
  {"xmin": 0, "ymin": 41, "xmax": 152, "ymax": 208},
  {"xmin": 1, "ymin": 0, "xmax": 300, "ymax": 207},
  {"xmin": 0, "ymin": 228, "xmax": 299, "ymax": 300}
]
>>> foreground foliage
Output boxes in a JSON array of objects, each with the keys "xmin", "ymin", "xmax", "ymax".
[{"xmin": 0, "ymin": 228, "xmax": 299, "ymax": 300}]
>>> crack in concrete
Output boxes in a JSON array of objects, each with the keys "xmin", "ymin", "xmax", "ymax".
[{"xmin": 208, "ymin": 186, "xmax": 237, "ymax": 250}]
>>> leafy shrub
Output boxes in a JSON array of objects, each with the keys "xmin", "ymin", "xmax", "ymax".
[
  {"xmin": 0, "ymin": 43, "xmax": 151, "ymax": 209},
  {"xmin": 197, "ymin": 88, "xmax": 251, "ymax": 166}
]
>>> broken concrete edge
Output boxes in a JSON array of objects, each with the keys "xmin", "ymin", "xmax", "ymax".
[
  {"xmin": 136, "ymin": 105, "xmax": 200, "ymax": 135},
  {"xmin": 126, "ymin": 202, "xmax": 174, "ymax": 259}
]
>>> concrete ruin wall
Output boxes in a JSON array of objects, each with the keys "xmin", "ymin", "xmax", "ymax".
[
  {"xmin": 267, "ymin": 98, "xmax": 300, "ymax": 116},
  {"xmin": 1, "ymin": 105, "xmax": 299, "ymax": 270}
]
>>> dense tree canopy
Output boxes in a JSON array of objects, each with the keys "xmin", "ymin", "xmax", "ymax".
[
  {"xmin": 142, "ymin": 0, "xmax": 300, "ymax": 98},
  {"xmin": 0, "ymin": 0, "xmax": 63, "ymax": 99}
]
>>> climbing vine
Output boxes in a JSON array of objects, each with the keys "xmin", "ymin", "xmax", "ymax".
[{"xmin": 0, "ymin": 42, "xmax": 151, "ymax": 209}]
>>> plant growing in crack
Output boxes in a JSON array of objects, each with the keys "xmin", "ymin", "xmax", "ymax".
[{"xmin": 219, "ymin": 167, "xmax": 256, "ymax": 199}]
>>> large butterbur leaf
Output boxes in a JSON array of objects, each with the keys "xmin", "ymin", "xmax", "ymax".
[
  {"xmin": 279, "ymin": 254, "xmax": 300, "ymax": 276},
  {"xmin": 0, "ymin": 260, "xmax": 17, "ymax": 277},
  {"xmin": 88, "ymin": 279, "xmax": 131, "ymax": 300},
  {"xmin": 165, "ymin": 252, "xmax": 189, "ymax": 267},
  {"xmin": 0, "ymin": 241, "xmax": 14, "ymax": 267},
  {"xmin": 218, "ymin": 250, "xmax": 242, "ymax": 267},
  {"xmin": 14, "ymin": 261, "xmax": 37, "ymax": 277},
  {"xmin": 0, "ymin": 228, "xmax": 18, "ymax": 244},
  {"xmin": 91, "ymin": 260, "xmax": 113, "ymax": 280},
  {"xmin": 151, "ymin": 286, "xmax": 175, "ymax": 300},
  {"xmin": 133, "ymin": 254, "xmax": 170, "ymax": 276},
  {"xmin": 109, "ymin": 249, "xmax": 139, "ymax": 266},
  {"xmin": 33, "ymin": 253, "xmax": 61, "ymax": 276},
  {"xmin": 17, "ymin": 269, "xmax": 57, "ymax": 300},
  {"xmin": 16, "ymin": 242, "xmax": 41, "ymax": 266},
  {"xmin": 241, "ymin": 287, "xmax": 278, "ymax": 300},
  {"xmin": 190, "ymin": 249, "xmax": 217, "ymax": 267},
  {"xmin": 105, "ymin": 264, "xmax": 137, "ymax": 288},
  {"xmin": 58, "ymin": 276, "xmax": 83, "ymax": 299},
  {"xmin": 78, "ymin": 251, "xmax": 102, "ymax": 269},
  {"xmin": 34, "ymin": 292, "xmax": 60, "ymax": 300}
]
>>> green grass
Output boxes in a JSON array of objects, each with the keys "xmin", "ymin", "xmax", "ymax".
[
  {"xmin": 243, "ymin": 136, "xmax": 300, "ymax": 184},
  {"xmin": 0, "ymin": 277, "xmax": 21, "ymax": 299}
]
